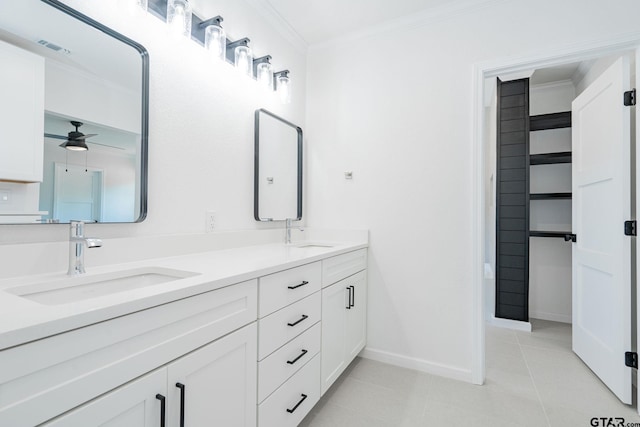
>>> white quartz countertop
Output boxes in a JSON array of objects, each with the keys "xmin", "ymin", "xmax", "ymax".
[{"xmin": 0, "ymin": 241, "xmax": 367, "ymax": 350}]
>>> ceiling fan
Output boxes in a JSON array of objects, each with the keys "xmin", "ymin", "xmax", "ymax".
[{"xmin": 46, "ymin": 121, "xmax": 97, "ymax": 151}]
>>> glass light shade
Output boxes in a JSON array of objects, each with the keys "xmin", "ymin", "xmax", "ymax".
[
  {"xmin": 256, "ymin": 62, "xmax": 273, "ymax": 89},
  {"xmin": 167, "ymin": 0, "xmax": 192, "ymax": 38},
  {"xmin": 235, "ymin": 46, "xmax": 253, "ymax": 77},
  {"xmin": 205, "ymin": 25, "xmax": 226, "ymax": 60},
  {"xmin": 276, "ymin": 74, "xmax": 291, "ymax": 104}
]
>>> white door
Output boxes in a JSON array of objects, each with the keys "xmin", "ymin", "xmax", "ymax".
[
  {"xmin": 320, "ymin": 281, "xmax": 349, "ymax": 395},
  {"xmin": 346, "ymin": 271, "xmax": 368, "ymax": 361},
  {"xmin": 167, "ymin": 323, "xmax": 257, "ymax": 427},
  {"xmin": 572, "ymin": 56, "xmax": 632, "ymax": 404},
  {"xmin": 43, "ymin": 369, "xmax": 166, "ymax": 427},
  {"xmin": 53, "ymin": 163, "xmax": 103, "ymax": 222}
]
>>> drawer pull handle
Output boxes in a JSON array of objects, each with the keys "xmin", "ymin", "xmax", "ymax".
[
  {"xmin": 288, "ymin": 280, "xmax": 309, "ymax": 290},
  {"xmin": 287, "ymin": 349, "xmax": 309, "ymax": 365},
  {"xmin": 155, "ymin": 394, "xmax": 166, "ymax": 427},
  {"xmin": 288, "ymin": 314, "xmax": 309, "ymax": 327},
  {"xmin": 176, "ymin": 383, "xmax": 186, "ymax": 427},
  {"xmin": 286, "ymin": 393, "xmax": 308, "ymax": 414}
]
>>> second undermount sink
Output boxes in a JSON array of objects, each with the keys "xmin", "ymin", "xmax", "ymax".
[
  {"xmin": 5, "ymin": 267, "xmax": 199, "ymax": 305},
  {"xmin": 293, "ymin": 243, "xmax": 335, "ymax": 249}
]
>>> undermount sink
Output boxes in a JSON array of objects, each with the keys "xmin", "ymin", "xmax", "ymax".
[
  {"xmin": 6, "ymin": 267, "xmax": 199, "ymax": 305},
  {"xmin": 293, "ymin": 243, "xmax": 335, "ymax": 249}
]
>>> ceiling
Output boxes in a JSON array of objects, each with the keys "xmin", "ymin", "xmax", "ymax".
[{"xmin": 264, "ymin": 0, "xmax": 456, "ymax": 45}]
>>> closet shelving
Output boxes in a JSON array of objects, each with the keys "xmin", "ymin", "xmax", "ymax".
[{"xmin": 529, "ymin": 110, "xmax": 572, "ymax": 239}]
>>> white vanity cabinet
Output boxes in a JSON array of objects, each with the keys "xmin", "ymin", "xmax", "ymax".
[
  {"xmin": 0, "ymin": 244, "xmax": 369, "ymax": 427},
  {"xmin": 321, "ymin": 250, "xmax": 368, "ymax": 395},
  {"xmin": 0, "ymin": 39, "xmax": 44, "ymax": 183},
  {"xmin": 0, "ymin": 279, "xmax": 258, "ymax": 427},
  {"xmin": 43, "ymin": 324, "xmax": 257, "ymax": 427},
  {"xmin": 42, "ymin": 369, "xmax": 166, "ymax": 427},
  {"xmin": 257, "ymin": 262, "xmax": 322, "ymax": 426}
]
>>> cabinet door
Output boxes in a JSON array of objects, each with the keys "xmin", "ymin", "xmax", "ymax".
[
  {"xmin": 43, "ymin": 369, "xmax": 166, "ymax": 427},
  {"xmin": 0, "ymin": 39, "xmax": 44, "ymax": 182},
  {"xmin": 320, "ymin": 281, "xmax": 349, "ymax": 395},
  {"xmin": 167, "ymin": 323, "xmax": 257, "ymax": 427},
  {"xmin": 346, "ymin": 271, "xmax": 367, "ymax": 361}
]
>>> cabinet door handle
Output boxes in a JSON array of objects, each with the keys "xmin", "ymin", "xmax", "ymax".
[
  {"xmin": 286, "ymin": 393, "xmax": 308, "ymax": 414},
  {"xmin": 346, "ymin": 286, "xmax": 354, "ymax": 309},
  {"xmin": 176, "ymin": 383, "xmax": 186, "ymax": 427},
  {"xmin": 286, "ymin": 349, "xmax": 308, "ymax": 365},
  {"xmin": 351, "ymin": 285, "xmax": 355, "ymax": 308},
  {"xmin": 155, "ymin": 394, "xmax": 166, "ymax": 427},
  {"xmin": 288, "ymin": 280, "xmax": 309, "ymax": 290},
  {"xmin": 287, "ymin": 314, "xmax": 309, "ymax": 327}
]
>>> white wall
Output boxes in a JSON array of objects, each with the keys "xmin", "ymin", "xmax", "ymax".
[
  {"xmin": 305, "ymin": 0, "xmax": 639, "ymax": 380},
  {"xmin": 0, "ymin": 0, "xmax": 306, "ymax": 245}
]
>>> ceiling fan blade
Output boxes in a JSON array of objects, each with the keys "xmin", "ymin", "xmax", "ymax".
[
  {"xmin": 44, "ymin": 133, "xmax": 68, "ymax": 140},
  {"xmin": 86, "ymin": 141, "xmax": 125, "ymax": 150},
  {"xmin": 73, "ymin": 133, "xmax": 98, "ymax": 140}
]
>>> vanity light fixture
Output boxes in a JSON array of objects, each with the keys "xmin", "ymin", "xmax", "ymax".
[
  {"xmin": 227, "ymin": 38, "xmax": 253, "ymax": 77},
  {"xmin": 166, "ymin": 0, "xmax": 192, "ymax": 38},
  {"xmin": 202, "ymin": 16, "xmax": 226, "ymax": 61},
  {"xmin": 254, "ymin": 56, "xmax": 273, "ymax": 89},
  {"xmin": 143, "ymin": 0, "xmax": 291, "ymax": 99},
  {"xmin": 274, "ymin": 70, "xmax": 291, "ymax": 104}
]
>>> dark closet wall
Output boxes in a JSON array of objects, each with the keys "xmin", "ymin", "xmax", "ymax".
[{"xmin": 495, "ymin": 78, "xmax": 529, "ymax": 322}]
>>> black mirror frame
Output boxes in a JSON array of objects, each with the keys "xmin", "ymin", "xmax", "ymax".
[
  {"xmin": 37, "ymin": 0, "xmax": 150, "ymax": 223},
  {"xmin": 254, "ymin": 109, "xmax": 303, "ymax": 222}
]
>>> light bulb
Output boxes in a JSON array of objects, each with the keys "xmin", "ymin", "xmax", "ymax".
[
  {"xmin": 205, "ymin": 25, "xmax": 226, "ymax": 61},
  {"xmin": 167, "ymin": 0, "xmax": 192, "ymax": 38},
  {"xmin": 256, "ymin": 62, "xmax": 273, "ymax": 89},
  {"xmin": 235, "ymin": 46, "xmax": 253, "ymax": 78},
  {"xmin": 277, "ymin": 74, "xmax": 291, "ymax": 104}
]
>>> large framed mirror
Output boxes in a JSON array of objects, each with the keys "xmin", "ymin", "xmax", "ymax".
[
  {"xmin": 0, "ymin": 0, "xmax": 149, "ymax": 224},
  {"xmin": 254, "ymin": 109, "xmax": 302, "ymax": 222}
]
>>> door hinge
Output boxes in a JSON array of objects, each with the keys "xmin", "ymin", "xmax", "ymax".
[
  {"xmin": 625, "ymin": 352, "xmax": 638, "ymax": 368},
  {"xmin": 624, "ymin": 220, "xmax": 637, "ymax": 236},
  {"xmin": 624, "ymin": 89, "xmax": 636, "ymax": 106}
]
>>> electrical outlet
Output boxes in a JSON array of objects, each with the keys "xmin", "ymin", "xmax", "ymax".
[{"xmin": 205, "ymin": 211, "xmax": 216, "ymax": 232}]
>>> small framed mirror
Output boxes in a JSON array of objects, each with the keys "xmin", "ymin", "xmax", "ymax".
[
  {"xmin": 0, "ymin": 0, "xmax": 149, "ymax": 224},
  {"xmin": 254, "ymin": 109, "xmax": 302, "ymax": 222}
]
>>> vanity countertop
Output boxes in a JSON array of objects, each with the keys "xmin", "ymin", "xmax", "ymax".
[{"xmin": 0, "ymin": 241, "xmax": 367, "ymax": 351}]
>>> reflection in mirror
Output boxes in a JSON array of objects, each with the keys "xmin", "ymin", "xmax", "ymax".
[
  {"xmin": 254, "ymin": 109, "xmax": 302, "ymax": 222},
  {"xmin": 0, "ymin": 0, "xmax": 148, "ymax": 224}
]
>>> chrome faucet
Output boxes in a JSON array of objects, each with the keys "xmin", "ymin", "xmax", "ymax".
[
  {"xmin": 285, "ymin": 218, "xmax": 303, "ymax": 244},
  {"xmin": 285, "ymin": 218, "xmax": 293, "ymax": 244},
  {"xmin": 68, "ymin": 220, "xmax": 102, "ymax": 275}
]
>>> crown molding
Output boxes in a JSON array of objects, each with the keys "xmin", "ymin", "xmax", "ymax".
[
  {"xmin": 243, "ymin": 0, "xmax": 308, "ymax": 53},
  {"xmin": 308, "ymin": 0, "xmax": 506, "ymax": 52}
]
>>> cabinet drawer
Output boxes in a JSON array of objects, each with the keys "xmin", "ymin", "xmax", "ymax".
[
  {"xmin": 258, "ymin": 322, "xmax": 320, "ymax": 403},
  {"xmin": 0, "ymin": 280, "xmax": 257, "ymax": 427},
  {"xmin": 322, "ymin": 249, "xmax": 367, "ymax": 287},
  {"xmin": 258, "ymin": 292, "xmax": 320, "ymax": 360},
  {"xmin": 258, "ymin": 354, "xmax": 320, "ymax": 427},
  {"xmin": 259, "ymin": 262, "xmax": 321, "ymax": 317}
]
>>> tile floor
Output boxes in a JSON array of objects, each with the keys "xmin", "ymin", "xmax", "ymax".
[{"xmin": 300, "ymin": 319, "xmax": 640, "ymax": 426}]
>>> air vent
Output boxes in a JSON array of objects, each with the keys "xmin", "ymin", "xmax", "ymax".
[{"xmin": 37, "ymin": 39, "xmax": 71, "ymax": 55}]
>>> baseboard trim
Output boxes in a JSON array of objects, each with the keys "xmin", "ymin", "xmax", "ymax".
[
  {"xmin": 360, "ymin": 347, "xmax": 473, "ymax": 383},
  {"xmin": 487, "ymin": 316, "xmax": 532, "ymax": 332},
  {"xmin": 529, "ymin": 311, "xmax": 572, "ymax": 324}
]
